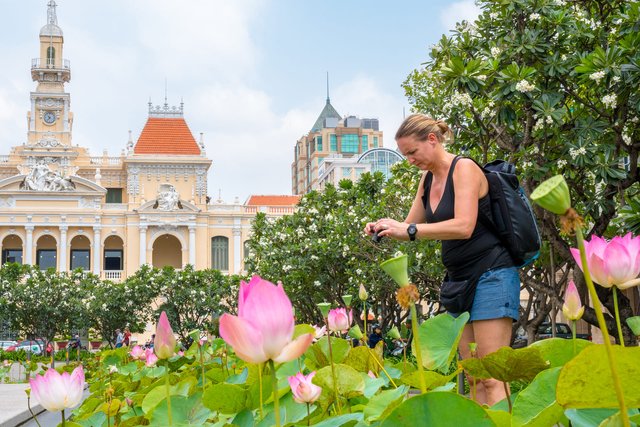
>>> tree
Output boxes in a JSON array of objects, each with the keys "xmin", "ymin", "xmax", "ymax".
[
  {"xmin": 153, "ymin": 265, "xmax": 241, "ymax": 342},
  {"xmin": 1, "ymin": 265, "xmax": 89, "ymax": 352},
  {"xmin": 90, "ymin": 264, "xmax": 160, "ymax": 347},
  {"xmin": 402, "ymin": 0, "xmax": 640, "ymax": 343},
  {"xmin": 246, "ymin": 165, "xmax": 444, "ymax": 329}
]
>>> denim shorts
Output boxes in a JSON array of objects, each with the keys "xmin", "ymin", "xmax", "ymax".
[{"xmin": 451, "ymin": 267, "xmax": 520, "ymax": 322}]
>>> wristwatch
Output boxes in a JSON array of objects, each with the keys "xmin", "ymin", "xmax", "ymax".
[{"xmin": 407, "ymin": 223, "xmax": 417, "ymax": 241}]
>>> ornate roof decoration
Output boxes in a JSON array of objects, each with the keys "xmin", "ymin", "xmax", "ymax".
[
  {"xmin": 133, "ymin": 100, "xmax": 201, "ymax": 155},
  {"xmin": 40, "ymin": 0, "xmax": 63, "ymax": 37}
]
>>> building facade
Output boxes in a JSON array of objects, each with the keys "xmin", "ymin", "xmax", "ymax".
[
  {"xmin": 0, "ymin": 1, "xmax": 299, "ymax": 280},
  {"xmin": 291, "ymin": 95, "xmax": 384, "ymax": 194}
]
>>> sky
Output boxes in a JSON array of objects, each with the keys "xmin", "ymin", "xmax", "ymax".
[{"xmin": 0, "ymin": 0, "xmax": 480, "ymax": 202}]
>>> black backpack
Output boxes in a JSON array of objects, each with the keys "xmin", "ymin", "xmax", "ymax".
[{"xmin": 472, "ymin": 159, "xmax": 541, "ymax": 267}]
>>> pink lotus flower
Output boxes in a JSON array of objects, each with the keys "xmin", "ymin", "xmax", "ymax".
[
  {"xmin": 129, "ymin": 345, "xmax": 144, "ymax": 360},
  {"xmin": 288, "ymin": 371, "xmax": 322, "ymax": 404},
  {"xmin": 219, "ymin": 276, "xmax": 314, "ymax": 364},
  {"xmin": 571, "ymin": 233, "xmax": 640, "ymax": 290},
  {"xmin": 313, "ymin": 325, "xmax": 326, "ymax": 341},
  {"xmin": 29, "ymin": 366, "xmax": 84, "ymax": 412},
  {"xmin": 327, "ymin": 308, "xmax": 352, "ymax": 333},
  {"xmin": 145, "ymin": 348, "xmax": 158, "ymax": 367},
  {"xmin": 562, "ymin": 281, "xmax": 584, "ymax": 321},
  {"xmin": 367, "ymin": 370, "xmax": 377, "ymax": 379},
  {"xmin": 154, "ymin": 311, "xmax": 176, "ymax": 359}
]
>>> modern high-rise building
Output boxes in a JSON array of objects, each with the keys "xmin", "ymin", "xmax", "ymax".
[
  {"xmin": 0, "ymin": 1, "xmax": 300, "ymax": 280},
  {"xmin": 291, "ymin": 92, "xmax": 384, "ymax": 194}
]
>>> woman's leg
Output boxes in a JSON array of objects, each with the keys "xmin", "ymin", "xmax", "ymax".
[
  {"xmin": 472, "ymin": 317, "xmax": 513, "ymax": 406},
  {"xmin": 458, "ymin": 323, "xmax": 487, "ymax": 404}
]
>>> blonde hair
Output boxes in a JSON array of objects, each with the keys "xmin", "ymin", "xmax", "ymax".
[{"xmin": 395, "ymin": 114, "xmax": 454, "ymax": 144}]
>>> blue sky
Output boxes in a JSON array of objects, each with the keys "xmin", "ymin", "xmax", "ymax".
[{"xmin": 0, "ymin": 0, "xmax": 480, "ymax": 201}]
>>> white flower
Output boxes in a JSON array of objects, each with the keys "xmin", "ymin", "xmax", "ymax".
[
  {"xmin": 533, "ymin": 119, "xmax": 545, "ymax": 131},
  {"xmin": 602, "ymin": 94, "xmax": 617, "ymax": 109},
  {"xmin": 622, "ymin": 133, "xmax": 631, "ymax": 145},
  {"xmin": 490, "ymin": 47, "xmax": 502, "ymax": 57},
  {"xmin": 476, "ymin": 75, "xmax": 487, "ymax": 81},
  {"xmin": 515, "ymin": 79, "xmax": 535, "ymax": 93},
  {"xmin": 529, "ymin": 13, "xmax": 541, "ymax": 20},
  {"xmin": 489, "ymin": 12, "xmax": 499, "ymax": 19},
  {"xmin": 545, "ymin": 116, "xmax": 554, "ymax": 125},
  {"xmin": 561, "ymin": 54, "xmax": 567, "ymax": 61},
  {"xmin": 612, "ymin": 75, "xmax": 621, "ymax": 84},
  {"xmin": 589, "ymin": 71, "xmax": 606, "ymax": 82},
  {"xmin": 557, "ymin": 159, "xmax": 567, "ymax": 168}
]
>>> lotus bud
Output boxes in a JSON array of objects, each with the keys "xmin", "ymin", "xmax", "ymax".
[
  {"xmin": 348, "ymin": 324, "xmax": 364, "ymax": 340},
  {"xmin": 380, "ymin": 254, "xmax": 409, "ymax": 286},
  {"xmin": 469, "ymin": 342, "xmax": 478, "ymax": 353},
  {"xmin": 358, "ymin": 284, "xmax": 368, "ymax": 301},
  {"xmin": 530, "ymin": 175, "xmax": 571, "ymax": 215},
  {"xmin": 626, "ymin": 316, "xmax": 640, "ymax": 336},
  {"xmin": 342, "ymin": 294, "xmax": 353, "ymax": 307},
  {"xmin": 317, "ymin": 302, "xmax": 331, "ymax": 318},
  {"xmin": 562, "ymin": 280, "xmax": 584, "ymax": 321},
  {"xmin": 387, "ymin": 326, "xmax": 401, "ymax": 340},
  {"xmin": 153, "ymin": 311, "xmax": 177, "ymax": 360}
]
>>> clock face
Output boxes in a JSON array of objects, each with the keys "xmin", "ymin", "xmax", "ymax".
[{"xmin": 43, "ymin": 111, "xmax": 56, "ymax": 125}]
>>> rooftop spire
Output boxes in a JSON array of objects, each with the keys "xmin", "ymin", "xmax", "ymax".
[
  {"xmin": 326, "ymin": 71, "xmax": 330, "ymax": 104},
  {"xmin": 47, "ymin": 0, "xmax": 58, "ymax": 26}
]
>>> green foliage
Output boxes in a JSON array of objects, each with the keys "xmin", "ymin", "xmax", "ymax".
[
  {"xmin": 151, "ymin": 265, "xmax": 241, "ymax": 341},
  {"xmin": 556, "ymin": 344, "xmax": 640, "ymax": 408},
  {"xmin": 412, "ymin": 312, "xmax": 469, "ymax": 372},
  {"xmin": 511, "ymin": 367, "xmax": 564, "ymax": 427},
  {"xmin": 403, "ymin": 0, "xmax": 640, "ymax": 340},
  {"xmin": 245, "ymin": 165, "xmax": 444, "ymax": 326},
  {"xmin": 380, "ymin": 392, "xmax": 497, "ymax": 426}
]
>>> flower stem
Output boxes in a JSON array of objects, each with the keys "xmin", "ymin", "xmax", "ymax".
[
  {"xmin": 325, "ymin": 321, "xmax": 342, "ymax": 414},
  {"xmin": 410, "ymin": 303, "xmax": 426, "ymax": 393},
  {"xmin": 258, "ymin": 363, "xmax": 264, "ymax": 420},
  {"xmin": 571, "ymin": 319, "xmax": 577, "ymax": 356},
  {"xmin": 61, "ymin": 410, "xmax": 65, "ymax": 427},
  {"xmin": 199, "ymin": 344, "xmax": 206, "ymax": 393},
  {"xmin": 363, "ymin": 301, "xmax": 367, "ymax": 346},
  {"xmin": 576, "ymin": 227, "xmax": 629, "ymax": 427},
  {"xmin": 306, "ymin": 402, "xmax": 310, "ymax": 426},
  {"xmin": 27, "ymin": 394, "xmax": 42, "ymax": 427},
  {"xmin": 268, "ymin": 360, "xmax": 281, "ymax": 427},
  {"xmin": 613, "ymin": 287, "xmax": 625, "ymax": 347},
  {"xmin": 165, "ymin": 364, "xmax": 173, "ymax": 426},
  {"xmin": 366, "ymin": 347, "xmax": 397, "ymax": 388}
]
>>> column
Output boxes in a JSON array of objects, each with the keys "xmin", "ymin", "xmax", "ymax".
[
  {"xmin": 188, "ymin": 225, "xmax": 196, "ymax": 267},
  {"xmin": 25, "ymin": 225, "xmax": 34, "ymax": 265},
  {"xmin": 233, "ymin": 227, "xmax": 242, "ymax": 274},
  {"xmin": 93, "ymin": 227, "xmax": 101, "ymax": 275},
  {"xmin": 139, "ymin": 225, "xmax": 147, "ymax": 267},
  {"xmin": 59, "ymin": 226, "xmax": 68, "ymax": 272}
]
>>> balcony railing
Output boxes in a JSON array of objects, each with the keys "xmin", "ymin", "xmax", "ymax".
[
  {"xmin": 0, "ymin": 155, "xmax": 9, "ymax": 163},
  {"xmin": 102, "ymin": 270, "xmax": 123, "ymax": 281},
  {"xmin": 31, "ymin": 58, "xmax": 71, "ymax": 70},
  {"xmin": 90, "ymin": 156, "xmax": 123, "ymax": 166}
]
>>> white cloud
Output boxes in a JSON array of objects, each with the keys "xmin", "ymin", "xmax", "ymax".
[{"xmin": 440, "ymin": 0, "xmax": 481, "ymax": 31}]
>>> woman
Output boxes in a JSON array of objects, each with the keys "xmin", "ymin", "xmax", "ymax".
[{"xmin": 364, "ymin": 114, "xmax": 519, "ymax": 405}]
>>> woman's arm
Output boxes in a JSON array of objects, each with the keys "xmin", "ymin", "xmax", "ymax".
[{"xmin": 374, "ymin": 159, "xmax": 486, "ymax": 241}]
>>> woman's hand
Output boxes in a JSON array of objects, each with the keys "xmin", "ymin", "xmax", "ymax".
[{"xmin": 370, "ymin": 218, "xmax": 409, "ymax": 241}]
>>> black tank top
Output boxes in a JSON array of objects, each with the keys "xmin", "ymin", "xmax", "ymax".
[{"xmin": 423, "ymin": 156, "xmax": 514, "ymax": 281}]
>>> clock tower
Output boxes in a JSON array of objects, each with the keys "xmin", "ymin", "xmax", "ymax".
[{"xmin": 27, "ymin": 0, "xmax": 73, "ymax": 148}]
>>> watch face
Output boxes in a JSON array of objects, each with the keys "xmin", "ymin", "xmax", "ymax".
[{"xmin": 43, "ymin": 111, "xmax": 56, "ymax": 124}]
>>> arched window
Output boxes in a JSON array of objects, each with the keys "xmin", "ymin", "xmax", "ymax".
[
  {"xmin": 46, "ymin": 46, "xmax": 55, "ymax": 66},
  {"xmin": 211, "ymin": 236, "xmax": 229, "ymax": 271}
]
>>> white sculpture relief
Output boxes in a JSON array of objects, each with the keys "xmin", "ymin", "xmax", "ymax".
[
  {"xmin": 21, "ymin": 161, "xmax": 75, "ymax": 191},
  {"xmin": 0, "ymin": 197, "xmax": 16, "ymax": 208},
  {"xmin": 155, "ymin": 183, "xmax": 182, "ymax": 211}
]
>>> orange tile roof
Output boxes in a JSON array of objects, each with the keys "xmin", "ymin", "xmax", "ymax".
[
  {"xmin": 134, "ymin": 117, "xmax": 201, "ymax": 155},
  {"xmin": 246, "ymin": 195, "xmax": 301, "ymax": 206}
]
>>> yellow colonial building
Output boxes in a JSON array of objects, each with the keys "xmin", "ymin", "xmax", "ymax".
[{"xmin": 0, "ymin": 1, "xmax": 299, "ymax": 280}]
